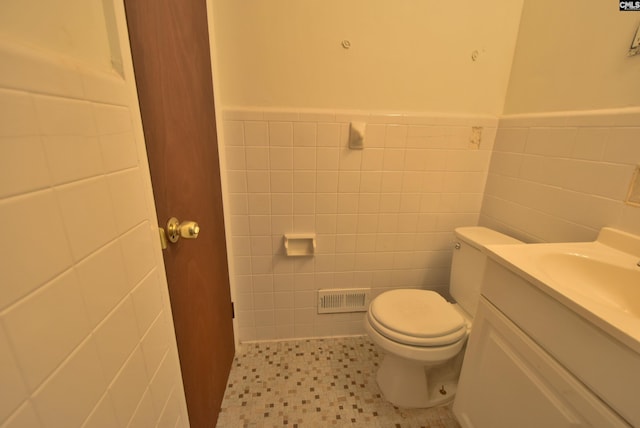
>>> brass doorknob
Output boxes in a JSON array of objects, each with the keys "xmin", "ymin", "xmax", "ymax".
[
  {"xmin": 178, "ymin": 221, "xmax": 200, "ymax": 239},
  {"xmin": 165, "ymin": 217, "xmax": 200, "ymax": 243}
]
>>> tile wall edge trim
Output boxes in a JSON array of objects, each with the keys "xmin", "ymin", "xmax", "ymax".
[
  {"xmin": 500, "ymin": 107, "xmax": 640, "ymax": 128},
  {"xmin": 222, "ymin": 107, "xmax": 499, "ymax": 127}
]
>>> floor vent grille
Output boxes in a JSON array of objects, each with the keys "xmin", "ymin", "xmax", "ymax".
[{"xmin": 317, "ymin": 288, "xmax": 371, "ymax": 314}]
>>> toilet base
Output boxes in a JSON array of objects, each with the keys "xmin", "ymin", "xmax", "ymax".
[{"xmin": 376, "ymin": 352, "xmax": 460, "ymax": 408}]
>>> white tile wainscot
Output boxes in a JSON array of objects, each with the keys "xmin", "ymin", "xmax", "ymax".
[{"xmin": 221, "ymin": 108, "xmax": 498, "ymax": 342}]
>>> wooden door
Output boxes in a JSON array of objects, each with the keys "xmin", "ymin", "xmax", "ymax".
[{"xmin": 123, "ymin": 1, "xmax": 235, "ymax": 426}]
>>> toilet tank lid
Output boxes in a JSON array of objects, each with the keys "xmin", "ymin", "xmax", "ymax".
[{"xmin": 454, "ymin": 227, "xmax": 522, "ymax": 250}]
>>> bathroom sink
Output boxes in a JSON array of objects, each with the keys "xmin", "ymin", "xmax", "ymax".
[
  {"xmin": 537, "ymin": 252, "xmax": 640, "ymax": 318},
  {"xmin": 484, "ymin": 227, "xmax": 640, "ymax": 351}
]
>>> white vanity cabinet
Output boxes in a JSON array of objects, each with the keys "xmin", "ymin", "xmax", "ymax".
[{"xmin": 453, "ymin": 260, "xmax": 634, "ymax": 428}]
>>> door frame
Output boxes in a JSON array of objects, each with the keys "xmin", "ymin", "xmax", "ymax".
[{"xmin": 204, "ymin": 0, "xmax": 239, "ymax": 347}]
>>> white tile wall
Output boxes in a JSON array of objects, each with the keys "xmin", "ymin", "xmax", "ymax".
[
  {"xmin": 222, "ymin": 108, "xmax": 498, "ymax": 342},
  {"xmin": 0, "ymin": 39, "xmax": 187, "ymax": 427},
  {"xmin": 481, "ymin": 108, "xmax": 640, "ymax": 243}
]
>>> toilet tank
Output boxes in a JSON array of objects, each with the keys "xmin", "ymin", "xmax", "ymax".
[{"xmin": 450, "ymin": 227, "xmax": 522, "ymax": 317}]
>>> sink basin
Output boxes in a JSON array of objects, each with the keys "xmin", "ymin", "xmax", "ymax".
[
  {"xmin": 484, "ymin": 227, "xmax": 640, "ymax": 350},
  {"xmin": 538, "ymin": 252, "xmax": 640, "ymax": 318}
]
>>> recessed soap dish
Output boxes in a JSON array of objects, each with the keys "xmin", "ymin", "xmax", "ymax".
[{"xmin": 284, "ymin": 233, "xmax": 316, "ymax": 256}]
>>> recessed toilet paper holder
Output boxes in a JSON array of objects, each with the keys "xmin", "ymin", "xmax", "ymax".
[{"xmin": 284, "ymin": 233, "xmax": 316, "ymax": 256}]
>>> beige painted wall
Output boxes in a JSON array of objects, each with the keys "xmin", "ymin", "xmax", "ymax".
[
  {"xmin": 504, "ymin": 0, "xmax": 640, "ymax": 114},
  {"xmin": 210, "ymin": 0, "xmax": 524, "ymax": 115}
]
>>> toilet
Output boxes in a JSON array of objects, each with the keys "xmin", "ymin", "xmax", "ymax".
[{"xmin": 364, "ymin": 226, "xmax": 522, "ymax": 408}]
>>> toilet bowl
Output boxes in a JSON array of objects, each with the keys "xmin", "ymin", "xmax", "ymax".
[{"xmin": 364, "ymin": 227, "xmax": 522, "ymax": 408}]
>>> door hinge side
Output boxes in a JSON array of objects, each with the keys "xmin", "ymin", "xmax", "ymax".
[{"xmin": 231, "ymin": 301, "xmax": 235, "ymax": 319}]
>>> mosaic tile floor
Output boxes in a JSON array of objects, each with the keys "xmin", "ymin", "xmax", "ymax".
[{"xmin": 216, "ymin": 336, "xmax": 461, "ymax": 428}]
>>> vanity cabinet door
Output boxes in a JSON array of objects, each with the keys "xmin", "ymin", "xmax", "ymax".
[{"xmin": 453, "ymin": 298, "xmax": 629, "ymax": 428}]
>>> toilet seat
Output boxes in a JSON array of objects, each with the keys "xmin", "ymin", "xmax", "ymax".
[{"xmin": 368, "ymin": 290, "xmax": 467, "ymax": 347}]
